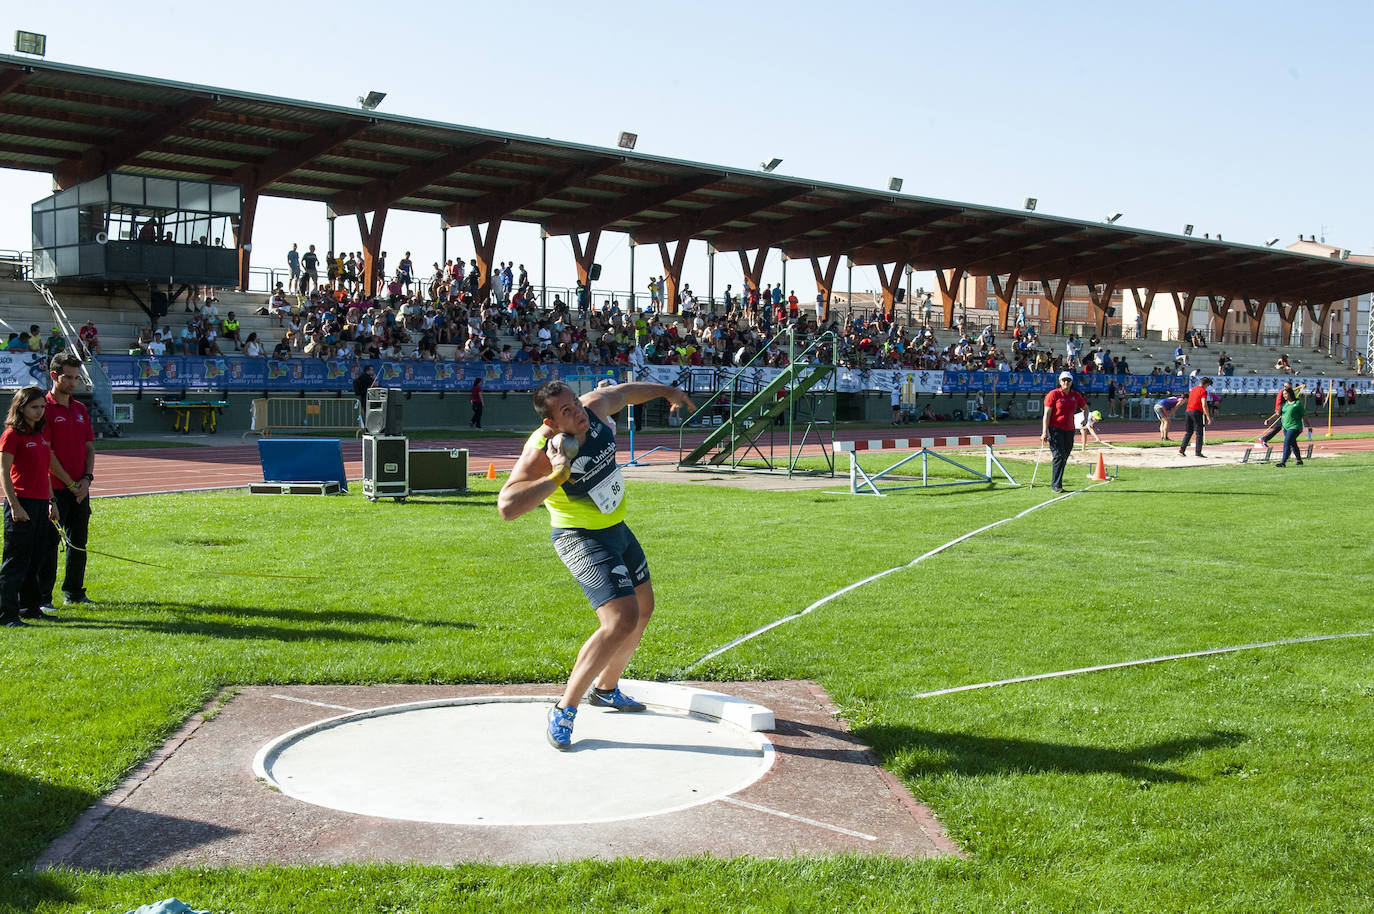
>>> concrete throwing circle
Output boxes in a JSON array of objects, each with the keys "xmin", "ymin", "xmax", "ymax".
[{"xmin": 254, "ymin": 694, "xmax": 775, "ymax": 826}]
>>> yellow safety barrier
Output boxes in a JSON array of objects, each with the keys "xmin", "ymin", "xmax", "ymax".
[{"xmin": 246, "ymin": 397, "xmax": 362, "ymax": 439}]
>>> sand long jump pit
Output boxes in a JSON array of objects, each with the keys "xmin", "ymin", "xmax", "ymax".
[{"xmin": 38, "ymin": 681, "xmax": 957, "ymax": 870}]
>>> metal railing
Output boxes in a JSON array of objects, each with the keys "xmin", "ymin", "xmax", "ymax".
[
  {"xmin": 247, "ymin": 397, "xmax": 361, "ymax": 438},
  {"xmin": 30, "ymin": 280, "xmax": 120, "ymax": 437}
]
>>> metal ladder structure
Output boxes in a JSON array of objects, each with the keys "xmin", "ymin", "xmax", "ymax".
[{"xmin": 30, "ymin": 280, "xmax": 120, "ymax": 437}]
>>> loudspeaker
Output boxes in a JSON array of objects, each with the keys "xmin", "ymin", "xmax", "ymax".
[
  {"xmin": 894, "ymin": 288, "xmax": 906, "ymax": 303},
  {"xmin": 151, "ymin": 289, "xmax": 169, "ymax": 318},
  {"xmin": 589, "ymin": 263, "xmax": 602, "ymax": 281},
  {"xmin": 362, "ymin": 435, "xmax": 408, "ymax": 501},
  {"xmin": 409, "ymin": 448, "xmax": 468, "ymax": 492},
  {"xmin": 365, "ymin": 387, "xmax": 403, "ymax": 435}
]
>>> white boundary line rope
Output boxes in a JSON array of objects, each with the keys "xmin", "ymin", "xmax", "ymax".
[
  {"xmin": 912, "ymin": 632, "xmax": 1372, "ymax": 698},
  {"xmin": 683, "ymin": 482, "xmax": 1111, "ymax": 671}
]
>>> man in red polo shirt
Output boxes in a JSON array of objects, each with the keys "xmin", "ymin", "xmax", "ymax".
[
  {"xmin": 43, "ymin": 353, "xmax": 96, "ymax": 605},
  {"xmin": 1178, "ymin": 376, "xmax": 1213, "ymax": 458},
  {"xmin": 1041, "ymin": 370, "xmax": 1088, "ymax": 493}
]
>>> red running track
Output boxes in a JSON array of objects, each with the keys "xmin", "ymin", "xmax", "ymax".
[{"xmin": 92, "ymin": 417, "xmax": 1374, "ymax": 497}]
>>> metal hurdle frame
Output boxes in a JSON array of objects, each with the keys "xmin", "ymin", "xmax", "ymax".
[{"xmin": 838, "ymin": 435, "xmax": 1017, "ymax": 495}]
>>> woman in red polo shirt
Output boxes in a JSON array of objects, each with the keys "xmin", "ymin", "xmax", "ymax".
[
  {"xmin": 1041, "ymin": 371, "xmax": 1088, "ymax": 493},
  {"xmin": 1, "ymin": 387, "xmax": 60, "ymax": 627}
]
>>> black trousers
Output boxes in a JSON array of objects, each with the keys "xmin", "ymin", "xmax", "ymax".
[
  {"xmin": 1047, "ymin": 427, "xmax": 1074, "ymax": 490},
  {"xmin": 1180, "ymin": 409, "xmax": 1206, "ymax": 455},
  {"xmin": 1, "ymin": 497, "xmax": 57, "ymax": 619},
  {"xmin": 46, "ymin": 488, "xmax": 92, "ymax": 601},
  {"xmin": 470, "ymin": 400, "xmax": 483, "ymax": 429}
]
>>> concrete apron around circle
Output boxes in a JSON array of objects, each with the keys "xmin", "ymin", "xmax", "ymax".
[{"xmin": 253, "ymin": 681, "xmax": 776, "ymax": 827}]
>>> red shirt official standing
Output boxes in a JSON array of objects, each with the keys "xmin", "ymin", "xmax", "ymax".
[
  {"xmin": 1, "ymin": 386, "xmax": 59, "ymax": 626},
  {"xmin": 1041, "ymin": 371, "xmax": 1088, "ymax": 493},
  {"xmin": 43, "ymin": 354, "xmax": 96, "ymax": 606},
  {"xmin": 1178, "ymin": 377, "xmax": 1213, "ymax": 458}
]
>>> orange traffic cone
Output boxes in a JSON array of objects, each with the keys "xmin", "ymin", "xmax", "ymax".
[
  {"xmin": 486, "ymin": 462, "xmax": 497, "ymax": 480},
  {"xmin": 1088, "ymin": 451, "xmax": 1109, "ymax": 482}
]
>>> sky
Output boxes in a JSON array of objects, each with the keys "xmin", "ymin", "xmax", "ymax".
[{"xmin": 4, "ymin": 0, "xmax": 1372, "ymax": 303}]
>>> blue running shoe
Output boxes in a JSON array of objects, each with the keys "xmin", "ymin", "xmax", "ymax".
[
  {"xmin": 547, "ymin": 704, "xmax": 576, "ymax": 750},
  {"xmin": 586, "ymin": 686, "xmax": 646, "ymax": 712}
]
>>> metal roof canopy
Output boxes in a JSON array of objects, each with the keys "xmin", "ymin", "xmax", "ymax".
[{"xmin": 2, "ymin": 53, "xmax": 1372, "ymax": 307}]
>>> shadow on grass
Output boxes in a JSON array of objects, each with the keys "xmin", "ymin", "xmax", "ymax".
[
  {"xmin": 0, "ymin": 769, "xmax": 90, "ymax": 904},
  {"xmin": 859, "ymin": 724, "xmax": 1248, "ymax": 783},
  {"xmin": 1105, "ymin": 488, "xmax": 1280, "ymax": 498},
  {"xmin": 52, "ymin": 602, "xmax": 477, "ymax": 643}
]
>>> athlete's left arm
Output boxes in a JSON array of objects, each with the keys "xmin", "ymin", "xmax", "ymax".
[{"xmin": 582, "ymin": 382, "xmax": 694, "ymax": 423}]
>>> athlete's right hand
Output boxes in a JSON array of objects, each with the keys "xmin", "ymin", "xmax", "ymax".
[{"xmin": 10, "ymin": 505, "xmax": 29, "ymax": 523}]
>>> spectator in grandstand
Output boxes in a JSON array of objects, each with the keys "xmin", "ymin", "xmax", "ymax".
[
  {"xmin": 221, "ymin": 312, "xmax": 243, "ymax": 350},
  {"xmin": 1041, "ymin": 371, "xmax": 1087, "ymax": 494},
  {"xmin": 1178, "ymin": 377, "xmax": 1213, "ymax": 458},
  {"xmin": 497, "ymin": 379, "xmax": 694, "ymax": 750},
  {"xmin": 44, "ymin": 328, "xmax": 67, "ymax": 362},
  {"xmin": 40, "ymin": 353, "xmax": 96, "ymax": 608},
  {"xmin": 287, "ymin": 243, "xmax": 300, "ymax": 286},
  {"xmin": 1274, "ymin": 354, "xmax": 1292, "ymax": 373},
  {"xmin": 242, "ymin": 333, "xmax": 264, "ymax": 358},
  {"xmin": 1, "ymin": 386, "xmax": 60, "ymax": 626},
  {"xmin": 27, "ymin": 325, "xmax": 43, "ymax": 353},
  {"xmin": 1154, "ymin": 394, "xmax": 1183, "ymax": 441},
  {"xmin": 76, "ymin": 321, "xmax": 100, "ymax": 357},
  {"xmin": 271, "ymin": 337, "xmax": 290, "ymax": 360},
  {"xmin": 397, "ymin": 252, "xmax": 414, "ymax": 293},
  {"xmin": 302, "ymin": 245, "xmax": 320, "ymax": 292},
  {"xmin": 1273, "ymin": 386, "xmax": 1311, "ymax": 468}
]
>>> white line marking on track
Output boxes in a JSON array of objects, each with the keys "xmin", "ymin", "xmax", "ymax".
[
  {"xmin": 912, "ymin": 632, "xmax": 1372, "ymax": 698},
  {"xmin": 720, "ymin": 797, "xmax": 878, "ymax": 841},
  {"xmin": 271, "ymin": 694, "xmax": 364, "ymax": 713},
  {"xmin": 684, "ymin": 482, "xmax": 1109, "ymax": 670}
]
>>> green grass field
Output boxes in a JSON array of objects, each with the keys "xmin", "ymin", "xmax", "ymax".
[{"xmin": 1, "ymin": 451, "xmax": 1371, "ymax": 912}]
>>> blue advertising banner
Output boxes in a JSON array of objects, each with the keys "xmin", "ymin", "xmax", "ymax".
[{"xmin": 31, "ymin": 353, "xmax": 1366, "ymax": 398}]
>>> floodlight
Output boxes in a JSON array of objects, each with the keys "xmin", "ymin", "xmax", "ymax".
[
  {"xmin": 888, "ymin": 177, "xmax": 904, "ymax": 192},
  {"xmin": 1105, "ymin": 212, "xmax": 1122, "ymax": 224},
  {"xmin": 1265, "ymin": 237, "xmax": 1279, "ymax": 246},
  {"xmin": 617, "ymin": 131, "xmax": 637, "ymax": 150},
  {"xmin": 1182, "ymin": 224, "xmax": 1194, "ymax": 236},
  {"xmin": 760, "ymin": 158, "xmax": 782, "ymax": 172},
  {"xmin": 14, "ymin": 30, "xmax": 45, "ymax": 56},
  {"xmin": 357, "ymin": 91, "xmax": 387, "ymax": 110},
  {"xmin": 1340, "ymin": 249, "xmax": 1351, "ymax": 260},
  {"xmin": 1023, "ymin": 197, "xmax": 1037, "ymax": 211}
]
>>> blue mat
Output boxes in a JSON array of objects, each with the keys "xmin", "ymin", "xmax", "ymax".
[{"xmin": 257, "ymin": 439, "xmax": 348, "ymax": 493}]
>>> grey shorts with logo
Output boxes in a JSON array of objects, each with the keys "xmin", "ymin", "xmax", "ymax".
[{"xmin": 550, "ymin": 522, "xmax": 650, "ymax": 608}]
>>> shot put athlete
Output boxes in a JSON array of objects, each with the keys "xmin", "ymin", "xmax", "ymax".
[{"xmin": 497, "ymin": 379, "xmax": 694, "ymax": 750}]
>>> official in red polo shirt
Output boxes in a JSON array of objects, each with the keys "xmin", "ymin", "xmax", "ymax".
[
  {"xmin": 1041, "ymin": 370, "xmax": 1088, "ymax": 493},
  {"xmin": 1178, "ymin": 376, "xmax": 1213, "ymax": 458},
  {"xmin": 43, "ymin": 353, "xmax": 96, "ymax": 605}
]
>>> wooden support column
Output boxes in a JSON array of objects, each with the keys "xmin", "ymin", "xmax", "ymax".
[
  {"xmin": 989, "ymin": 272, "xmax": 1020, "ymax": 331},
  {"xmin": 1130, "ymin": 287, "xmax": 1157, "ymax": 337},
  {"xmin": 569, "ymin": 230, "xmax": 601, "ymax": 286},
  {"xmin": 658, "ymin": 240, "xmax": 690, "ymax": 314},
  {"xmin": 737, "ymin": 248, "xmax": 768, "ymax": 294},
  {"xmin": 1275, "ymin": 301, "xmax": 1300, "ymax": 347},
  {"xmin": 1308, "ymin": 301, "xmax": 1335, "ymax": 348},
  {"xmin": 231, "ymin": 193, "xmax": 257, "ymax": 292},
  {"xmin": 1206, "ymin": 294, "xmax": 1232, "ymax": 343},
  {"xmin": 469, "ymin": 222, "xmax": 501, "ymax": 300},
  {"xmin": 1169, "ymin": 289, "xmax": 1201, "ymax": 340},
  {"xmin": 1040, "ymin": 276, "xmax": 1070, "ymax": 334},
  {"xmin": 355, "ymin": 209, "xmax": 388, "ymax": 297},
  {"xmin": 810, "ymin": 255, "xmax": 841, "ymax": 323},
  {"xmin": 1087, "ymin": 279, "xmax": 1117, "ymax": 336},
  {"xmin": 935, "ymin": 267, "xmax": 966, "ymax": 328},
  {"xmin": 874, "ymin": 258, "xmax": 910, "ymax": 320},
  {"xmin": 1241, "ymin": 298, "xmax": 1267, "ymax": 344}
]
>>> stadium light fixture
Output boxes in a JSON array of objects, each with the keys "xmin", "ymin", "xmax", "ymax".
[
  {"xmin": 357, "ymin": 91, "xmax": 387, "ymax": 110},
  {"xmin": 1182, "ymin": 224, "xmax": 1194, "ymax": 236},
  {"xmin": 760, "ymin": 157, "xmax": 782, "ymax": 173},
  {"xmin": 1265, "ymin": 237, "xmax": 1280, "ymax": 246},
  {"xmin": 1339, "ymin": 249, "xmax": 1351, "ymax": 260},
  {"xmin": 617, "ymin": 131, "xmax": 637, "ymax": 150},
  {"xmin": 14, "ymin": 30, "xmax": 45, "ymax": 56},
  {"xmin": 888, "ymin": 177, "xmax": 904, "ymax": 192},
  {"xmin": 1023, "ymin": 197, "xmax": 1037, "ymax": 211},
  {"xmin": 1105, "ymin": 212, "xmax": 1122, "ymax": 224}
]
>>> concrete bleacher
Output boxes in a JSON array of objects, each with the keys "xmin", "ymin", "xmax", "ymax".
[{"xmin": 1, "ymin": 279, "xmax": 1359, "ymax": 380}]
